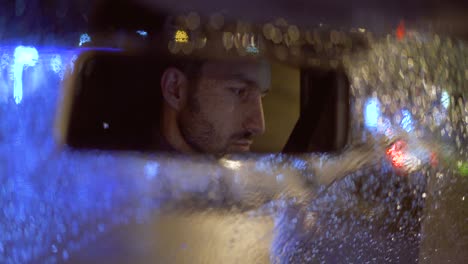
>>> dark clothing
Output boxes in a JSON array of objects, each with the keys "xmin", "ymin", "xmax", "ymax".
[{"xmin": 152, "ymin": 127, "xmax": 179, "ymax": 153}]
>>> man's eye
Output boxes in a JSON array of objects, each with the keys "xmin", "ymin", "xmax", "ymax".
[{"xmin": 230, "ymin": 87, "xmax": 247, "ymax": 97}]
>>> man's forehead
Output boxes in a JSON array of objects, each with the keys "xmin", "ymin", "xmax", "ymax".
[{"xmin": 200, "ymin": 59, "xmax": 271, "ymax": 91}]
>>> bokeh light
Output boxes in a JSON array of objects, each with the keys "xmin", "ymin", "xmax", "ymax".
[
  {"xmin": 364, "ymin": 97, "xmax": 381, "ymax": 129},
  {"xmin": 79, "ymin": 33, "xmax": 91, "ymax": 46},
  {"xmin": 175, "ymin": 30, "xmax": 189, "ymax": 43},
  {"xmin": 441, "ymin": 90, "xmax": 450, "ymax": 109},
  {"xmin": 400, "ymin": 109, "xmax": 414, "ymax": 132},
  {"xmin": 13, "ymin": 46, "xmax": 39, "ymax": 104}
]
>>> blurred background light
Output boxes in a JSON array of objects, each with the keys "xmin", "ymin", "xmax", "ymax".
[
  {"xmin": 457, "ymin": 161, "xmax": 468, "ymax": 177},
  {"xmin": 175, "ymin": 30, "xmax": 189, "ymax": 43},
  {"xmin": 1, "ymin": 53, "xmax": 10, "ymax": 69},
  {"xmin": 136, "ymin": 30, "xmax": 148, "ymax": 37},
  {"xmin": 144, "ymin": 162, "xmax": 160, "ymax": 180},
  {"xmin": 13, "ymin": 46, "xmax": 39, "ymax": 104},
  {"xmin": 441, "ymin": 90, "xmax": 450, "ymax": 109},
  {"xmin": 79, "ymin": 33, "xmax": 91, "ymax": 46},
  {"xmin": 50, "ymin": 54, "xmax": 62, "ymax": 75},
  {"xmin": 221, "ymin": 159, "xmax": 242, "ymax": 170},
  {"xmin": 387, "ymin": 140, "xmax": 407, "ymax": 169},
  {"xmin": 364, "ymin": 97, "xmax": 381, "ymax": 129},
  {"xmin": 70, "ymin": 54, "xmax": 78, "ymax": 73},
  {"xmin": 396, "ymin": 20, "xmax": 405, "ymax": 40},
  {"xmin": 246, "ymin": 46, "xmax": 259, "ymax": 54},
  {"xmin": 400, "ymin": 109, "xmax": 414, "ymax": 132}
]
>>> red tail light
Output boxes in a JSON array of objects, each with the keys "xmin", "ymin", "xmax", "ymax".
[{"xmin": 386, "ymin": 140, "xmax": 407, "ymax": 168}]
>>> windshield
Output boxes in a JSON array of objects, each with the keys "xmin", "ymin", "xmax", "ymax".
[{"xmin": 1, "ymin": 1, "xmax": 467, "ymax": 263}]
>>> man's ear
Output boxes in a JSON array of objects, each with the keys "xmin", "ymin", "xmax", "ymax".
[{"xmin": 160, "ymin": 67, "xmax": 188, "ymax": 111}]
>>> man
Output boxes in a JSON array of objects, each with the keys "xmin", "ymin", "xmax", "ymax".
[{"xmin": 158, "ymin": 58, "xmax": 271, "ymax": 155}]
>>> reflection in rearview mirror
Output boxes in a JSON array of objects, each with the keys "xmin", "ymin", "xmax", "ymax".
[{"xmin": 59, "ymin": 51, "xmax": 349, "ymax": 154}]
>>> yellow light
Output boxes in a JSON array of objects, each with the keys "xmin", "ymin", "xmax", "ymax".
[
  {"xmin": 175, "ymin": 30, "xmax": 189, "ymax": 43},
  {"xmin": 358, "ymin": 28, "xmax": 366, "ymax": 33},
  {"xmin": 220, "ymin": 159, "xmax": 242, "ymax": 170}
]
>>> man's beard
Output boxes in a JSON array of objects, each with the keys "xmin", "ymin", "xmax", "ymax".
[
  {"xmin": 177, "ymin": 90, "xmax": 227, "ymax": 155},
  {"xmin": 178, "ymin": 105, "xmax": 253, "ymax": 156},
  {"xmin": 178, "ymin": 108, "xmax": 220, "ymax": 154}
]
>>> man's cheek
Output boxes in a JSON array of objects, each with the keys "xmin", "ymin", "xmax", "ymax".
[{"xmin": 215, "ymin": 96, "xmax": 236, "ymax": 113}]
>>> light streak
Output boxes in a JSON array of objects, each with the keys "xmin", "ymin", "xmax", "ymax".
[{"xmin": 13, "ymin": 46, "xmax": 39, "ymax": 104}]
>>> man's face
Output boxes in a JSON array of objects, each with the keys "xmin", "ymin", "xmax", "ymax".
[{"xmin": 178, "ymin": 60, "xmax": 270, "ymax": 155}]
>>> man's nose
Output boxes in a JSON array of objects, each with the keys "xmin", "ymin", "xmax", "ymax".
[{"xmin": 243, "ymin": 96, "xmax": 265, "ymax": 136}]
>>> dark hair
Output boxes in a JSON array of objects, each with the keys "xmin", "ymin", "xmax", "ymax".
[{"xmin": 166, "ymin": 56, "xmax": 205, "ymax": 81}]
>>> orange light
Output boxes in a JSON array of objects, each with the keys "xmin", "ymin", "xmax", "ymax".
[
  {"xmin": 396, "ymin": 20, "xmax": 405, "ymax": 41},
  {"xmin": 430, "ymin": 152, "xmax": 438, "ymax": 167}
]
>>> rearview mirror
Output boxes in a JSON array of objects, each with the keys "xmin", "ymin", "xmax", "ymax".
[{"xmin": 58, "ymin": 50, "xmax": 349, "ymax": 154}]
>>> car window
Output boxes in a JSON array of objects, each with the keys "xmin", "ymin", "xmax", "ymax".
[{"xmin": 251, "ymin": 63, "xmax": 300, "ymax": 152}]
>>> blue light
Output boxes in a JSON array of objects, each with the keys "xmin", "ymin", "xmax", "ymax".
[
  {"xmin": 136, "ymin": 30, "xmax": 148, "ymax": 37},
  {"xmin": 246, "ymin": 46, "xmax": 259, "ymax": 54},
  {"xmin": 1, "ymin": 47, "xmax": 122, "ymax": 104},
  {"xmin": 1, "ymin": 53, "xmax": 10, "ymax": 69},
  {"xmin": 13, "ymin": 46, "xmax": 39, "ymax": 104},
  {"xmin": 62, "ymin": 250, "xmax": 69, "ymax": 261},
  {"xmin": 291, "ymin": 158, "xmax": 307, "ymax": 170},
  {"xmin": 69, "ymin": 54, "xmax": 78, "ymax": 73},
  {"xmin": 364, "ymin": 97, "xmax": 381, "ymax": 129},
  {"xmin": 144, "ymin": 162, "xmax": 159, "ymax": 180},
  {"xmin": 51, "ymin": 244, "xmax": 58, "ymax": 253},
  {"xmin": 400, "ymin": 109, "xmax": 414, "ymax": 132},
  {"xmin": 441, "ymin": 90, "xmax": 450, "ymax": 109},
  {"xmin": 79, "ymin": 33, "xmax": 91, "ymax": 46},
  {"xmin": 50, "ymin": 54, "xmax": 62, "ymax": 75}
]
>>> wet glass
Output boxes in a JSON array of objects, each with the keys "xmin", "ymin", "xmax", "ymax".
[{"xmin": 0, "ymin": 1, "xmax": 467, "ymax": 263}]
